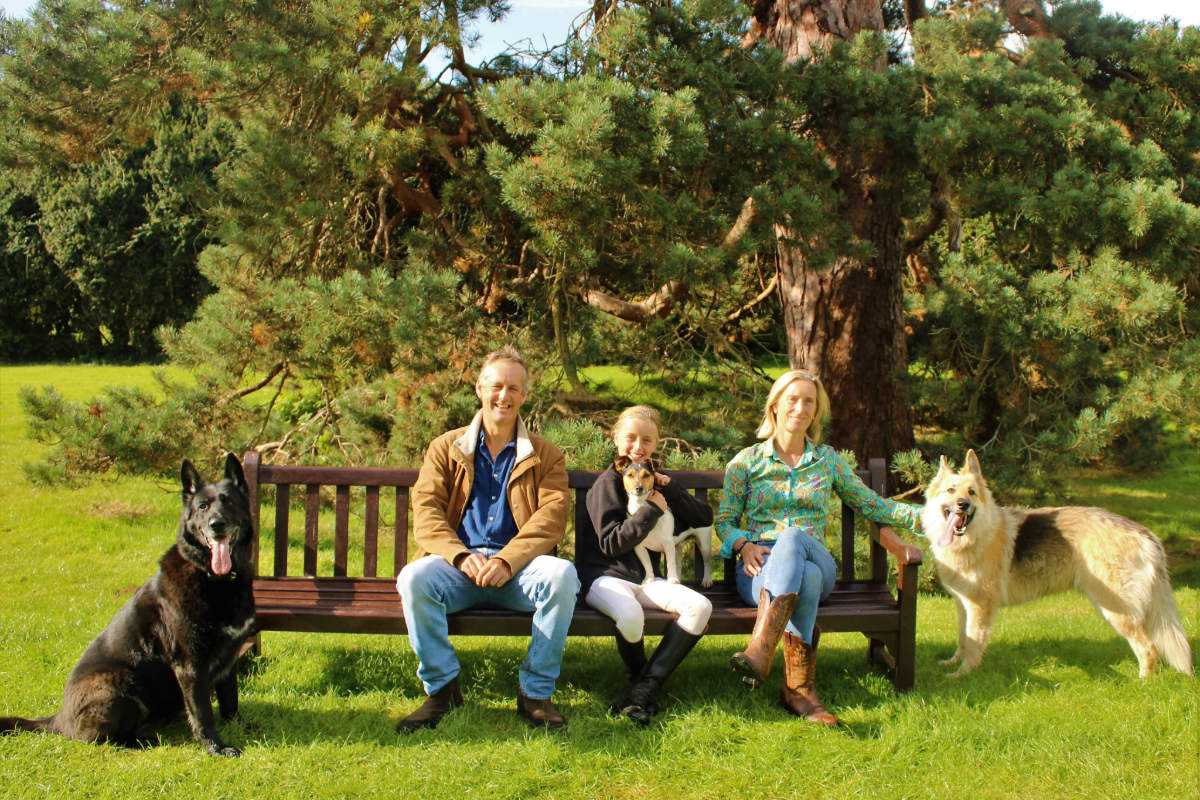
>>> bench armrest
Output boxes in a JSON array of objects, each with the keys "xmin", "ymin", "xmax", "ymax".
[{"xmin": 871, "ymin": 524, "xmax": 923, "ymax": 566}]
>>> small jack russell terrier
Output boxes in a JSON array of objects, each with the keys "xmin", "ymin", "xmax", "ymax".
[{"xmin": 616, "ymin": 456, "xmax": 714, "ymax": 588}]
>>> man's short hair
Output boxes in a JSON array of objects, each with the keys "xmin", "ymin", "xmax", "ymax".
[{"xmin": 479, "ymin": 345, "xmax": 530, "ymax": 391}]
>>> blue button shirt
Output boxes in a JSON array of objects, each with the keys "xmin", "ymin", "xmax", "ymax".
[{"xmin": 456, "ymin": 428, "xmax": 519, "ymax": 550}]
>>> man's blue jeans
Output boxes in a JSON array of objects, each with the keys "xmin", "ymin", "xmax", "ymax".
[
  {"xmin": 396, "ymin": 551, "xmax": 580, "ymax": 699},
  {"xmin": 734, "ymin": 527, "xmax": 838, "ymax": 644}
]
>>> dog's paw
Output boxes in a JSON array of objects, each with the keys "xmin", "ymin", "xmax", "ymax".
[
  {"xmin": 667, "ymin": 577, "xmax": 680, "ymax": 585},
  {"xmin": 938, "ymin": 655, "xmax": 961, "ymax": 666},
  {"xmin": 701, "ymin": 578, "xmax": 713, "ymax": 589},
  {"xmin": 641, "ymin": 578, "xmax": 656, "ymax": 586},
  {"xmin": 205, "ymin": 741, "xmax": 241, "ymax": 757}
]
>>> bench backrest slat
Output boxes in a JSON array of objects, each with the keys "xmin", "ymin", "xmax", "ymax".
[
  {"xmin": 395, "ymin": 487, "xmax": 409, "ymax": 576},
  {"xmin": 334, "ymin": 485, "xmax": 350, "ymax": 577},
  {"xmin": 274, "ymin": 484, "xmax": 290, "ymax": 577},
  {"xmin": 304, "ymin": 484, "xmax": 320, "ymax": 577},
  {"xmin": 574, "ymin": 485, "xmax": 590, "ymax": 556},
  {"xmin": 870, "ymin": 459, "xmax": 889, "ymax": 583},
  {"xmin": 364, "ymin": 486, "xmax": 380, "ymax": 578},
  {"xmin": 841, "ymin": 504, "xmax": 856, "ymax": 581},
  {"xmin": 244, "ymin": 456, "xmax": 889, "ymax": 583},
  {"xmin": 260, "ymin": 464, "xmax": 420, "ymax": 487}
]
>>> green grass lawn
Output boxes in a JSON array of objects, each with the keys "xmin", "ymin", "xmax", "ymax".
[{"xmin": 0, "ymin": 364, "xmax": 1196, "ymax": 800}]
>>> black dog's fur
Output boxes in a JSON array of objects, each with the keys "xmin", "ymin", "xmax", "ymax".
[{"xmin": 1, "ymin": 455, "xmax": 257, "ymax": 756}]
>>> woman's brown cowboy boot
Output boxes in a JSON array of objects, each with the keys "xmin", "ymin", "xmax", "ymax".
[
  {"xmin": 779, "ymin": 630, "xmax": 841, "ymax": 727},
  {"xmin": 730, "ymin": 587, "xmax": 798, "ymax": 688}
]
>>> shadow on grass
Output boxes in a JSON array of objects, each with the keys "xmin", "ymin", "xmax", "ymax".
[{"xmin": 210, "ymin": 629, "xmax": 1194, "ymax": 750}]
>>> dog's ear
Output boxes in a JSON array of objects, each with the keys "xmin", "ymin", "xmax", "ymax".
[
  {"xmin": 965, "ymin": 449, "xmax": 983, "ymax": 479},
  {"xmin": 223, "ymin": 453, "xmax": 248, "ymax": 496},
  {"xmin": 648, "ymin": 458, "xmax": 661, "ymax": 475},
  {"xmin": 614, "ymin": 455, "xmax": 631, "ymax": 472},
  {"xmin": 181, "ymin": 459, "xmax": 205, "ymax": 501},
  {"xmin": 926, "ymin": 455, "xmax": 953, "ymax": 497}
]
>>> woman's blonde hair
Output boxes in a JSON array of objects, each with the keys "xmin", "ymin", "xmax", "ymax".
[
  {"xmin": 756, "ymin": 370, "xmax": 830, "ymax": 442},
  {"xmin": 612, "ymin": 405, "xmax": 662, "ymax": 440}
]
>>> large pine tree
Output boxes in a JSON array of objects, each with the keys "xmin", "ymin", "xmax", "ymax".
[{"xmin": 4, "ymin": 0, "xmax": 1196, "ymax": 488}]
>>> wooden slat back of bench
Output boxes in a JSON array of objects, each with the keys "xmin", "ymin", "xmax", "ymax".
[{"xmin": 241, "ymin": 452, "xmax": 887, "ymax": 584}]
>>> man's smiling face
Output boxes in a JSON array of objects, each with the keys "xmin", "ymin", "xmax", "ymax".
[{"xmin": 476, "ymin": 360, "xmax": 528, "ymax": 428}]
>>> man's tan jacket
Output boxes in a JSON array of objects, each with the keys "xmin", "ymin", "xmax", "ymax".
[{"xmin": 411, "ymin": 412, "xmax": 569, "ymax": 574}]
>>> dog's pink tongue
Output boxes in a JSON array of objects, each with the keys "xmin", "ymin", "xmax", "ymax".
[
  {"xmin": 211, "ymin": 538, "xmax": 232, "ymax": 575},
  {"xmin": 939, "ymin": 513, "xmax": 962, "ymax": 548}
]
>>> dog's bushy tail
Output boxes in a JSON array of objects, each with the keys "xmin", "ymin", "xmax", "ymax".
[
  {"xmin": 1146, "ymin": 567, "xmax": 1193, "ymax": 676},
  {"xmin": 0, "ymin": 714, "xmax": 59, "ymax": 735}
]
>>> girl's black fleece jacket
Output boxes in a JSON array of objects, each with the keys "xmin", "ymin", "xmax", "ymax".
[{"xmin": 576, "ymin": 463, "xmax": 715, "ymax": 596}]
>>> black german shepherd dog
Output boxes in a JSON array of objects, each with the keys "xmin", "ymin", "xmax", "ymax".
[{"xmin": 1, "ymin": 454, "xmax": 256, "ymax": 756}]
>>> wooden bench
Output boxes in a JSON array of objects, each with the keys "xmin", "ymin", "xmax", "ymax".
[{"xmin": 241, "ymin": 451, "xmax": 924, "ymax": 691}]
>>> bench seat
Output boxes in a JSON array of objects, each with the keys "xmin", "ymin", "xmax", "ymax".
[
  {"xmin": 242, "ymin": 451, "xmax": 922, "ymax": 690},
  {"xmin": 253, "ymin": 577, "xmax": 908, "ymax": 637}
]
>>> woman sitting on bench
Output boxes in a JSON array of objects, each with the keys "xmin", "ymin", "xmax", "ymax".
[
  {"xmin": 717, "ymin": 370, "xmax": 923, "ymax": 727},
  {"xmin": 576, "ymin": 406, "xmax": 714, "ymax": 725}
]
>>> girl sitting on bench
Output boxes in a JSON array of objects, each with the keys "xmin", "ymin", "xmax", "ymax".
[{"xmin": 575, "ymin": 406, "xmax": 714, "ymax": 725}]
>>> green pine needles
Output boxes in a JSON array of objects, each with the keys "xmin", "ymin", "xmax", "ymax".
[{"xmin": 1, "ymin": 1, "xmax": 1196, "ymax": 492}]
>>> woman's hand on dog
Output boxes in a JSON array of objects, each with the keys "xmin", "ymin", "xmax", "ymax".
[
  {"xmin": 740, "ymin": 541, "xmax": 768, "ymax": 577},
  {"xmin": 648, "ymin": 490, "xmax": 668, "ymax": 511},
  {"xmin": 653, "ymin": 473, "xmax": 671, "ymax": 488}
]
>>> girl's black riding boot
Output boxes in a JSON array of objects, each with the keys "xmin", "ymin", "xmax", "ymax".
[
  {"xmin": 614, "ymin": 633, "xmax": 647, "ymax": 680},
  {"xmin": 608, "ymin": 633, "xmax": 648, "ymax": 716},
  {"xmin": 614, "ymin": 622, "xmax": 703, "ymax": 726}
]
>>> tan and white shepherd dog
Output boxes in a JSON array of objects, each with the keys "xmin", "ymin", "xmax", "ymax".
[{"xmin": 922, "ymin": 450, "xmax": 1192, "ymax": 678}]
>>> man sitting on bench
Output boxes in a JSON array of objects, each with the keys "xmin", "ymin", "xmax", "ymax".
[{"xmin": 395, "ymin": 346, "xmax": 578, "ymax": 733}]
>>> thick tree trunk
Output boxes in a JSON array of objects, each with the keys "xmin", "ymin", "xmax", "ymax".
[
  {"xmin": 744, "ymin": 0, "xmax": 884, "ymax": 62},
  {"xmin": 777, "ymin": 173, "xmax": 915, "ymax": 464},
  {"xmin": 749, "ymin": 0, "xmax": 916, "ymax": 467}
]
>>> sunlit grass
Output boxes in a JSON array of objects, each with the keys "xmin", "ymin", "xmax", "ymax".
[{"xmin": 0, "ymin": 364, "xmax": 1196, "ymax": 800}]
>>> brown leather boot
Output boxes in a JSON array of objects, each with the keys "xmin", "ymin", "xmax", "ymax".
[
  {"xmin": 730, "ymin": 587, "xmax": 798, "ymax": 688},
  {"xmin": 780, "ymin": 631, "xmax": 841, "ymax": 727},
  {"xmin": 517, "ymin": 692, "xmax": 569, "ymax": 732},
  {"xmin": 396, "ymin": 676, "xmax": 463, "ymax": 733}
]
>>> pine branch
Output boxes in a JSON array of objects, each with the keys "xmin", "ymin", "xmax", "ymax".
[
  {"xmin": 224, "ymin": 362, "xmax": 287, "ymax": 403},
  {"xmin": 574, "ymin": 280, "xmax": 688, "ymax": 324},
  {"xmin": 726, "ymin": 274, "xmax": 779, "ymax": 324},
  {"xmin": 903, "ymin": 203, "xmax": 945, "ymax": 258},
  {"xmin": 721, "ymin": 197, "xmax": 757, "ymax": 253}
]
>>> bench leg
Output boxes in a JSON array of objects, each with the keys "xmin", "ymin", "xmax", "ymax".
[
  {"xmin": 895, "ymin": 562, "xmax": 918, "ymax": 692},
  {"xmin": 867, "ymin": 634, "xmax": 897, "ymax": 678}
]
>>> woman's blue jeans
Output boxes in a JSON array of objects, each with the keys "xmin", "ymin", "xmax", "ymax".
[{"xmin": 735, "ymin": 527, "xmax": 838, "ymax": 644}]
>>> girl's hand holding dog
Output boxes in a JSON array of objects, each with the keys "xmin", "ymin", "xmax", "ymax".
[
  {"xmin": 739, "ymin": 541, "xmax": 768, "ymax": 577},
  {"xmin": 648, "ymin": 490, "xmax": 668, "ymax": 511},
  {"xmin": 653, "ymin": 473, "xmax": 671, "ymax": 488}
]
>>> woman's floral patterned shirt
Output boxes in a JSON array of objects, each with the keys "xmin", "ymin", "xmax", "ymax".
[{"xmin": 715, "ymin": 439, "xmax": 922, "ymax": 559}]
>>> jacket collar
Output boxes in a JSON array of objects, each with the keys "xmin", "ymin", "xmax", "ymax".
[{"xmin": 453, "ymin": 410, "xmax": 536, "ymax": 466}]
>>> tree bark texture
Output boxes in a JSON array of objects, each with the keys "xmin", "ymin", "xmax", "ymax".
[
  {"xmin": 777, "ymin": 172, "xmax": 915, "ymax": 465},
  {"xmin": 744, "ymin": 0, "xmax": 884, "ymax": 62},
  {"xmin": 751, "ymin": 0, "xmax": 916, "ymax": 467}
]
